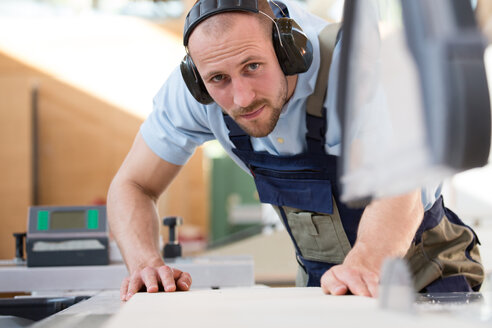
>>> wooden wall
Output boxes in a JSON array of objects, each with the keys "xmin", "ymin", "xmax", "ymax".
[
  {"xmin": 0, "ymin": 53, "xmax": 33, "ymax": 261},
  {"xmin": 0, "ymin": 50, "xmax": 208, "ymax": 260},
  {"xmin": 160, "ymin": 146, "xmax": 209, "ymax": 243},
  {"xmin": 0, "ymin": 51, "xmax": 140, "ymax": 259},
  {"xmin": 36, "ymin": 78, "xmax": 140, "ymax": 205}
]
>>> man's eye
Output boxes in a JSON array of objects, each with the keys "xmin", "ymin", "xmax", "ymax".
[
  {"xmin": 211, "ymin": 75, "xmax": 224, "ymax": 82},
  {"xmin": 247, "ymin": 63, "xmax": 259, "ymax": 71}
]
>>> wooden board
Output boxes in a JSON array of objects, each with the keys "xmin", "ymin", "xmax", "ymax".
[{"xmin": 104, "ymin": 287, "xmax": 488, "ymax": 328}]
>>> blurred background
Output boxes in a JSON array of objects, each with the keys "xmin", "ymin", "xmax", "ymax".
[{"xmin": 0, "ymin": 0, "xmax": 491, "ymax": 283}]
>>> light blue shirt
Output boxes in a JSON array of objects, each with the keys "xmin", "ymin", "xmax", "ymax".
[{"xmin": 140, "ymin": 0, "xmax": 440, "ymax": 210}]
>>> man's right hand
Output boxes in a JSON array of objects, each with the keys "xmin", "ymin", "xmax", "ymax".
[{"xmin": 120, "ymin": 265, "xmax": 192, "ymax": 301}]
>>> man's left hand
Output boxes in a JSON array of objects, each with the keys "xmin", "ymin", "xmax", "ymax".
[
  {"xmin": 320, "ymin": 261, "xmax": 379, "ymax": 297},
  {"xmin": 320, "ymin": 190, "xmax": 424, "ymax": 298}
]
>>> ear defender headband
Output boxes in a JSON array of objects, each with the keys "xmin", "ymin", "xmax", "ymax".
[{"xmin": 180, "ymin": 0, "xmax": 313, "ymax": 104}]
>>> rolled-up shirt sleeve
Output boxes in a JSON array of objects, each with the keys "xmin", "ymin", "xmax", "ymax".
[{"xmin": 140, "ymin": 67, "xmax": 215, "ymax": 165}]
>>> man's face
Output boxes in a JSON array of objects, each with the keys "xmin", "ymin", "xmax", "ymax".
[{"xmin": 188, "ymin": 13, "xmax": 290, "ymax": 137}]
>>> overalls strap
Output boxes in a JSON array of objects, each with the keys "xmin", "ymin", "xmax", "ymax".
[
  {"xmin": 223, "ymin": 114, "xmax": 253, "ymax": 151},
  {"xmin": 305, "ymin": 23, "xmax": 341, "ymax": 153}
]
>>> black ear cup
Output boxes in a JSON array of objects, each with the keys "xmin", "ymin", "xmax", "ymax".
[
  {"xmin": 273, "ymin": 17, "xmax": 313, "ymax": 76},
  {"xmin": 180, "ymin": 55, "xmax": 214, "ymax": 105}
]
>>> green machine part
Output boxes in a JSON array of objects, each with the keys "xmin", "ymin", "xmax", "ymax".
[{"xmin": 209, "ymin": 155, "xmax": 262, "ymax": 243}]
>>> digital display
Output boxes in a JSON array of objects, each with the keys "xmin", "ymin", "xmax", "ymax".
[{"xmin": 50, "ymin": 210, "xmax": 86, "ymax": 230}]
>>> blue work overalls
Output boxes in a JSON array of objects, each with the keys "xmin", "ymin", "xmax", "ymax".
[
  {"xmin": 220, "ymin": 1, "xmax": 483, "ymax": 292},
  {"xmin": 223, "ymin": 110, "xmax": 483, "ymax": 292}
]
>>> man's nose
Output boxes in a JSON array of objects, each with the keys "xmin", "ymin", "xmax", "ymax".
[{"xmin": 232, "ymin": 77, "xmax": 255, "ymax": 108}]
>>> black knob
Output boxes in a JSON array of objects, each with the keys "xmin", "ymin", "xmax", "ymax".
[
  {"xmin": 162, "ymin": 217, "xmax": 183, "ymax": 259},
  {"xmin": 13, "ymin": 232, "xmax": 26, "ymax": 261}
]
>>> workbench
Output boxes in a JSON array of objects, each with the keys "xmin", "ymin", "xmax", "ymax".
[
  {"xmin": 30, "ymin": 290, "xmax": 121, "ymax": 328},
  {"xmin": 29, "ymin": 287, "xmax": 492, "ymax": 328}
]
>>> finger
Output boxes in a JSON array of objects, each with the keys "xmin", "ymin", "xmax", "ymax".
[
  {"xmin": 172, "ymin": 267, "xmax": 182, "ymax": 279},
  {"xmin": 141, "ymin": 267, "xmax": 159, "ymax": 293},
  {"xmin": 363, "ymin": 272, "xmax": 379, "ymax": 297},
  {"xmin": 126, "ymin": 273, "xmax": 144, "ymax": 300},
  {"xmin": 158, "ymin": 266, "xmax": 176, "ymax": 292},
  {"xmin": 175, "ymin": 271, "xmax": 192, "ymax": 291},
  {"xmin": 120, "ymin": 277, "xmax": 130, "ymax": 301},
  {"xmin": 321, "ymin": 269, "xmax": 348, "ymax": 295}
]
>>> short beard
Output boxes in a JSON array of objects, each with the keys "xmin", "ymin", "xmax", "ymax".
[
  {"xmin": 227, "ymin": 76, "xmax": 288, "ymax": 138},
  {"xmin": 236, "ymin": 103, "xmax": 282, "ymax": 137}
]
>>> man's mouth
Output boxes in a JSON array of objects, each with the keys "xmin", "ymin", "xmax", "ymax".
[{"xmin": 240, "ymin": 105, "xmax": 265, "ymax": 120}]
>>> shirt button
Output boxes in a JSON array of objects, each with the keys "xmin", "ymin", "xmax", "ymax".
[{"xmin": 277, "ymin": 137, "xmax": 284, "ymax": 144}]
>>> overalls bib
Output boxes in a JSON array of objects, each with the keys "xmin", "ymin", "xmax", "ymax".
[
  {"xmin": 223, "ymin": 113, "xmax": 483, "ymax": 292},
  {"xmin": 222, "ymin": 23, "xmax": 484, "ymax": 293}
]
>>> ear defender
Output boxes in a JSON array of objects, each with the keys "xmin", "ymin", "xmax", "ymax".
[
  {"xmin": 180, "ymin": 0, "xmax": 313, "ymax": 104},
  {"xmin": 273, "ymin": 17, "xmax": 313, "ymax": 76},
  {"xmin": 180, "ymin": 55, "xmax": 214, "ymax": 105}
]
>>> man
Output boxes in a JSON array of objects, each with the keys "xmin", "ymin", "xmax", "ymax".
[{"xmin": 108, "ymin": 0, "xmax": 483, "ymax": 301}]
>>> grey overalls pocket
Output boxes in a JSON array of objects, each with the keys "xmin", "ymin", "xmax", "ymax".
[
  {"xmin": 281, "ymin": 198, "xmax": 352, "ymax": 263},
  {"xmin": 404, "ymin": 211, "xmax": 484, "ymax": 292}
]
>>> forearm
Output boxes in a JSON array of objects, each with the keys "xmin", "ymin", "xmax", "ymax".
[
  {"xmin": 346, "ymin": 189, "xmax": 424, "ymax": 272},
  {"xmin": 107, "ymin": 177, "xmax": 164, "ymax": 274},
  {"xmin": 321, "ymin": 190, "xmax": 425, "ymax": 296},
  {"xmin": 107, "ymin": 134, "xmax": 189, "ymax": 299}
]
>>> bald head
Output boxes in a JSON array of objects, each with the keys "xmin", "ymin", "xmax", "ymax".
[
  {"xmin": 192, "ymin": 13, "xmax": 271, "ymax": 52},
  {"xmin": 185, "ymin": 0, "xmax": 276, "ymax": 53}
]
